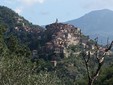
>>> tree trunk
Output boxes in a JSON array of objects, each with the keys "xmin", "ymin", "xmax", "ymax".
[{"xmin": 88, "ymin": 79, "xmax": 94, "ymax": 85}]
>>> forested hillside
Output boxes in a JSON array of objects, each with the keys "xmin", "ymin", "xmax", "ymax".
[{"xmin": 0, "ymin": 6, "xmax": 44, "ymax": 50}]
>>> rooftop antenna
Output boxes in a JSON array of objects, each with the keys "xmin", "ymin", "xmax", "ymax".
[
  {"xmin": 55, "ymin": 18, "xmax": 58, "ymax": 23},
  {"xmin": 107, "ymin": 37, "xmax": 109, "ymax": 48}
]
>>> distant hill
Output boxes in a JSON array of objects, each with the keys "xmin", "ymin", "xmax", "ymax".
[
  {"xmin": 0, "ymin": 6, "xmax": 44, "ymax": 50},
  {"xmin": 66, "ymin": 9, "xmax": 113, "ymax": 44}
]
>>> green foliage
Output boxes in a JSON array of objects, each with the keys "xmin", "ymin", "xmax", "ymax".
[
  {"xmin": 94, "ymin": 65, "xmax": 113, "ymax": 85},
  {"xmin": 0, "ymin": 24, "xmax": 63, "ymax": 85},
  {"xmin": 54, "ymin": 55, "xmax": 87, "ymax": 85},
  {"xmin": 68, "ymin": 44, "xmax": 83, "ymax": 52},
  {"xmin": 0, "ymin": 24, "xmax": 8, "ymax": 57},
  {"xmin": 0, "ymin": 24, "xmax": 7, "ymax": 35},
  {"xmin": 76, "ymin": 79, "xmax": 87, "ymax": 85},
  {"xmin": 0, "ymin": 6, "xmax": 43, "ymax": 51},
  {"xmin": 0, "ymin": 54, "xmax": 63, "ymax": 85},
  {"xmin": 5, "ymin": 34, "xmax": 31, "ymax": 57},
  {"xmin": 1, "ymin": 6, "xmax": 113, "ymax": 85},
  {"xmin": 6, "ymin": 35, "xmax": 19, "ymax": 52},
  {"xmin": 36, "ymin": 59, "xmax": 54, "ymax": 72}
]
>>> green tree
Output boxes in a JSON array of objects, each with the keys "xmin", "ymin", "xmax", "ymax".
[{"xmin": 0, "ymin": 24, "xmax": 8, "ymax": 57}]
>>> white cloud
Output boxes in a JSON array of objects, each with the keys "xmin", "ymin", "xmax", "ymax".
[
  {"xmin": 17, "ymin": 0, "xmax": 45, "ymax": 5},
  {"xmin": 4, "ymin": 0, "xmax": 46, "ymax": 14},
  {"xmin": 15, "ymin": 8, "xmax": 22, "ymax": 14},
  {"xmin": 3, "ymin": 0, "xmax": 46, "ymax": 6}
]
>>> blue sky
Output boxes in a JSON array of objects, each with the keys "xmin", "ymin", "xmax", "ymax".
[{"xmin": 0, "ymin": 0, "xmax": 113, "ymax": 25}]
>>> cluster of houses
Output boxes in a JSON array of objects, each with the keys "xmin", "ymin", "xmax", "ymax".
[
  {"xmin": 14, "ymin": 17, "xmax": 41, "ymax": 34},
  {"xmin": 40, "ymin": 22, "xmax": 83, "ymax": 66},
  {"xmin": 31, "ymin": 21, "xmax": 113, "ymax": 66}
]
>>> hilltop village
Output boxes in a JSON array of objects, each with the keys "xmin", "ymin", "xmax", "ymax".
[{"xmin": 31, "ymin": 20, "xmax": 94, "ymax": 66}]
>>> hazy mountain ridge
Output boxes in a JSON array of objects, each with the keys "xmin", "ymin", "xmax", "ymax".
[{"xmin": 66, "ymin": 9, "xmax": 113, "ymax": 44}]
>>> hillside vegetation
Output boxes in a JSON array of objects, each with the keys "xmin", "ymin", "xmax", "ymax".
[{"xmin": 0, "ymin": 6, "xmax": 113, "ymax": 85}]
